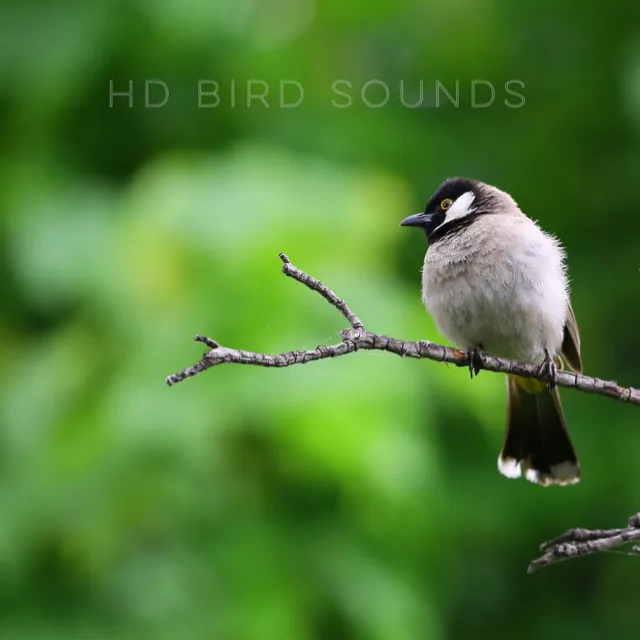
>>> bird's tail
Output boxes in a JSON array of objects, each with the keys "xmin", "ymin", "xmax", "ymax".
[{"xmin": 498, "ymin": 375, "xmax": 580, "ymax": 485}]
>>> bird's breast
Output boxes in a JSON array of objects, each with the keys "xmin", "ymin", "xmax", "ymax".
[{"xmin": 421, "ymin": 220, "xmax": 568, "ymax": 362}]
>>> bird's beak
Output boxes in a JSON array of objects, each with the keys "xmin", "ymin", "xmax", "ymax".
[{"xmin": 400, "ymin": 212, "xmax": 433, "ymax": 227}]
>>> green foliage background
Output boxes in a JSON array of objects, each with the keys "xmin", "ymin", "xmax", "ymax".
[{"xmin": 1, "ymin": 1, "xmax": 639, "ymax": 638}]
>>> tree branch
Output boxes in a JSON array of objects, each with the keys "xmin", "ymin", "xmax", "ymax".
[
  {"xmin": 528, "ymin": 514, "xmax": 640, "ymax": 573},
  {"xmin": 167, "ymin": 253, "xmax": 640, "ymax": 574},
  {"xmin": 166, "ymin": 253, "xmax": 640, "ymax": 408}
]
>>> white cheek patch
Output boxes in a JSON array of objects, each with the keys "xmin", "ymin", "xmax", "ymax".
[{"xmin": 434, "ymin": 191, "xmax": 476, "ymax": 231}]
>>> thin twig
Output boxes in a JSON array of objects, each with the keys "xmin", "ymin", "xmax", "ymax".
[
  {"xmin": 279, "ymin": 253, "xmax": 364, "ymax": 330},
  {"xmin": 528, "ymin": 514, "xmax": 640, "ymax": 573},
  {"xmin": 166, "ymin": 254, "xmax": 640, "ymax": 409}
]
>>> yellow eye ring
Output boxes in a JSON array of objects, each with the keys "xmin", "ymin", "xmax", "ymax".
[{"xmin": 441, "ymin": 198, "xmax": 453, "ymax": 210}]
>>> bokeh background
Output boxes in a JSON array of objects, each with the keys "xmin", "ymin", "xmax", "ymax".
[{"xmin": 1, "ymin": 0, "xmax": 640, "ymax": 638}]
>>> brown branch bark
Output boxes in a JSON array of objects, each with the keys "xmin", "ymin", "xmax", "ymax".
[
  {"xmin": 166, "ymin": 253, "xmax": 640, "ymax": 408},
  {"xmin": 167, "ymin": 253, "xmax": 640, "ymax": 574},
  {"xmin": 528, "ymin": 514, "xmax": 640, "ymax": 573}
]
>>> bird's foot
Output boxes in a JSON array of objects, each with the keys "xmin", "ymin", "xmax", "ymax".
[
  {"xmin": 465, "ymin": 345, "xmax": 486, "ymax": 379},
  {"xmin": 538, "ymin": 348, "xmax": 557, "ymax": 390}
]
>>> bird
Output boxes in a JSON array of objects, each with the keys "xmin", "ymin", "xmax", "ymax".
[{"xmin": 400, "ymin": 177, "xmax": 582, "ymax": 486}]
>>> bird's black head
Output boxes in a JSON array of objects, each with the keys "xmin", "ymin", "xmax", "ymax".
[{"xmin": 401, "ymin": 177, "xmax": 495, "ymax": 243}]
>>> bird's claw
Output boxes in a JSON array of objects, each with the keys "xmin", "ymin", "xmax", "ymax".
[
  {"xmin": 538, "ymin": 348, "xmax": 557, "ymax": 390},
  {"xmin": 465, "ymin": 345, "xmax": 486, "ymax": 379}
]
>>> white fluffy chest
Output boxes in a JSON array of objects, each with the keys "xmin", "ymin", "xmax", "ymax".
[{"xmin": 421, "ymin": 215, "xmax": 569, "ymax": 362}]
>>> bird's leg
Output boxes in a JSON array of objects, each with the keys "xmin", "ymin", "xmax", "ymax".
[
  {"xmin": 465, "ymin": 344, "xmax": 486, "ymax": 379},
  {"xmin": 538, "ymin": 348, "xmax": 557, "ymax": 390}
]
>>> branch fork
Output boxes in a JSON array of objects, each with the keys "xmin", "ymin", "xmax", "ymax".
[{"xmin": 528, "ymin": 513, "xmax": 640, "ymax": 573}]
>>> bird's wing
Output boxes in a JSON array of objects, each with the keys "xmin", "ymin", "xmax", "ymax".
[{"xmin": 561, "ymin": 302, "xmax": 582, "ymax": 373}]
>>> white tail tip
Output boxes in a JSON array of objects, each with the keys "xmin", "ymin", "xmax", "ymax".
[
  {"xmin": 498, "ymin": 456, "xmax": 522, "ymax": 479},
  {"xmin": 525, "ymin": 461, "xmax": 580, "ymax": 486},
  {"xmin": 498, "ymin": 456, "xmax": 580, "ymax": 485}
]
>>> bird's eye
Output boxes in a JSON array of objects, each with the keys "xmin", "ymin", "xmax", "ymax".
[{"xmin": 441, "ymin": 198, "xmax": 453, "ymax": 210}]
